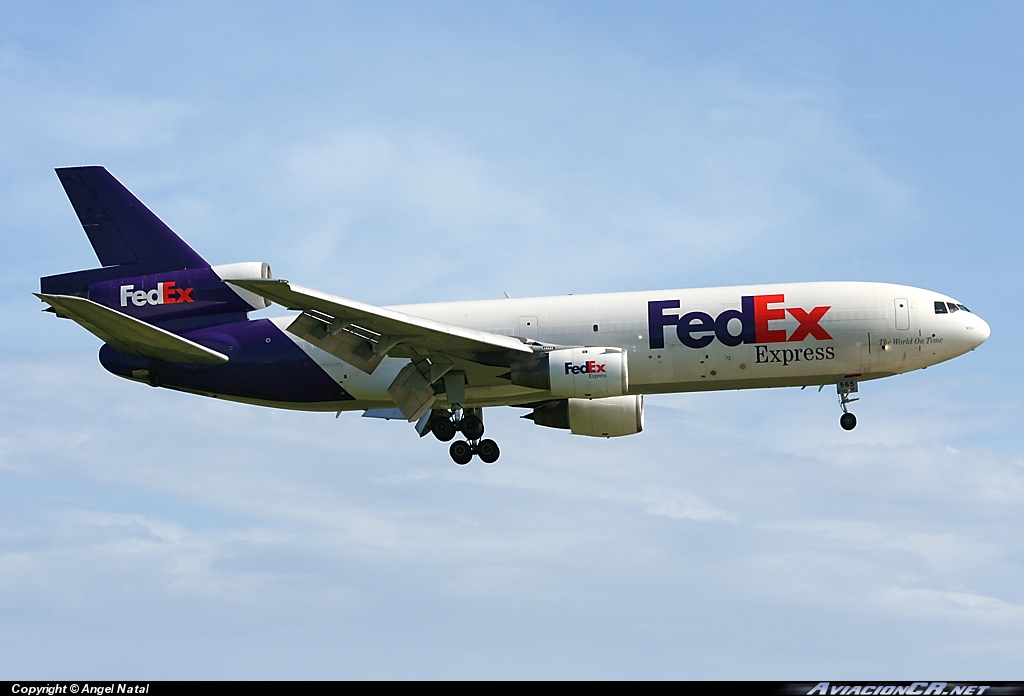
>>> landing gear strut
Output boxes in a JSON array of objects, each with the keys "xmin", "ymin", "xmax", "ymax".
[
  {"xmin": 837, "ymin": 379, "xmax": 859, "ymax": 431},
  {"xmin": 432, "ymin": 407, "xmax": 500, "ymax": 464}
]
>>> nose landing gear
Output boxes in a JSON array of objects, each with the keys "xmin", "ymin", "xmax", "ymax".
[
  {"xmin": 432, "ymin": 408, "xmax": 501, "ymax": 464},
  {"xmin": 837, "ymin": 379, "xmax": 859, "ymax": 431}
]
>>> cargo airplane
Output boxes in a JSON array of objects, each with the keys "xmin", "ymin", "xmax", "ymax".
[{"xmin": 37, "ymin": 167, "xmax": 990, "ymax": 464}]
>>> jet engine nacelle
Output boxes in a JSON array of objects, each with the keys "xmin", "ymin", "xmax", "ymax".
[
  {"xmin": 213, "ymin": 262, "xmax": 273, "ymax": 310},
  {"xmin": 511, "ymin": 347, "xmax": 628, "ymax": 398},
  {"xmin": 526, "ymin": 395, "xmax": 644, "ymax": 438}
]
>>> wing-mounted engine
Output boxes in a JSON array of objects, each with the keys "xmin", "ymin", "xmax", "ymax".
[
  {"xmin": 525, "ymin": 395, "xmax": 644, "ymax": 438},
  {"xmin": 511, "ymin": 347, "xmax": 628, "ymax": 398}
]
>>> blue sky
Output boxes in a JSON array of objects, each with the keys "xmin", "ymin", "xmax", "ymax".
[{"xmin": 1, "ymin": 1, "xmax": 1022, "ymax": 678}]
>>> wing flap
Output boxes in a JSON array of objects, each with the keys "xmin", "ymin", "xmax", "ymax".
[
  {"xmin": 287, "ymin": 311, "xmax": 388, "ymax": 374},
  {"xmin": 36, "ymin": 294, "xmax": 229, "ymax": 365},
  {"xmin": 228, "ymin": 279, "xmax": 532, "ymax": 372},
  {"xmin": 387, "ymin": 362, "xmax": 437, "ymax": 421}
]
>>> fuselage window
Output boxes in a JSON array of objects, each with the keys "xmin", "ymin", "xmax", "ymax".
[
  {"xmin": 947, "ymin": 302, "xmax": 959, "ymax": 313},
  {"xmin": 934, "ymin": 301, "xmax": 948, "ymax": 314}
]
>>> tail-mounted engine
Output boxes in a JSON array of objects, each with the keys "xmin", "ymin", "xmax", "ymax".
[
  {"xmin": 525, "ymin": 395, "xmax": 644, "ymax": 438},
  {"xmin": 511, "ymin": 347, "xmax": 628, "ymax": 398},
  {"xmin": 212, "ymin": 262, "xmax": 273, "ymax": 310}
]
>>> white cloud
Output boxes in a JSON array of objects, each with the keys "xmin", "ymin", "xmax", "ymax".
[{"xmin": 878, "ymin": 587, "xmax": 1024, "ymax": 624}]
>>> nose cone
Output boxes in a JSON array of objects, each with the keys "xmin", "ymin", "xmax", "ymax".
[{"xmin": 967, "ymin": 315, "xmax": 991, "ymax": 349}]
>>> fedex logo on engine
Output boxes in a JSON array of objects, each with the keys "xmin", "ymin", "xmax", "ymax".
[
  {"xmin": 119, "ymin": 282, "xmax": 194, "ymax": 307},
  {"xmin": 565, "ymin": 360, "xmax": 607, "ymax": 375},
  {"xmin": 648, "ymin": 294, "xmax": 832, "ymax": 350}
]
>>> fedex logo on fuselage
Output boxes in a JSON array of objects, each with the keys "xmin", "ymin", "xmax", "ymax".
[
  {"xmin": 119, "ymin": 282, "xmax": 194, "ymax": 307},
  {"xmin": 565, "ymin": 360, "xmax": 607, "ymax": 375},
  {"xmin": 648, "ymin": 294, "xmax": 832, "ymax": 350}
]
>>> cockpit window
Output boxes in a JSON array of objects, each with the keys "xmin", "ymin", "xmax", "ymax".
[{"xmin": 935, "ymin": 300, "xmax": 972, "ymax": 314}]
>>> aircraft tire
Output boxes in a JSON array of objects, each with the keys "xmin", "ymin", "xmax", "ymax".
[
  {"xmin": 449, "ymin": 440, "xmax": 473, "ymax": 465},
  {"xmin": 477, "ymin": 439, "xmax": 500, "ymax": 464},
  {"xmin": 840, "ymin": 413, "xmax": 857, "ymax": 431},
  {"xmin": 460, "ymin": 414, "xmax": 484, "ymax": 440},
  {"xmin": 432, "ymin": 417, "xmax": 457, "ymax": 442}
]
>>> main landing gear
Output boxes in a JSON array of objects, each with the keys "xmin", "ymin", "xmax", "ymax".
[
  {"xmin": 837, "ymin": 379, "xmax": 859, "ymax": 431},
  {"xmin": 430, "ymin": 408, "xmax": 500, "ymax": 465}
]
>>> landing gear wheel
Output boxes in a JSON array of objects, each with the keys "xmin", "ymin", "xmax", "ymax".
[
  {"xmin": 449, "ymin": 440, "xmax": 473, "ymax": 465},
  {"xmin": 477, "ymin": 439, "xmax": 500, "ymax": 464},
  {"xmin": 460, "ymin": 414, "xmax": 484, "ymax": 441},
  {"xmin": 432, "ymin": 417, "xmax": 456, "ymax": 442},
  {"xmin": 836, "ymin": 380, "xmax": 860, "ymax": 432}
]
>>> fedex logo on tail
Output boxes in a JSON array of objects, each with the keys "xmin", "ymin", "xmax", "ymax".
[
  {"xmin": 565, "ymin": 360, "xmax": 607, "ymax": 375},
  {"xmin": 648, "ymin": 294, "xmax": 831, "ymax": 350},
  {"xmin": 120, "ymin": 282, "xmax": 194, "ymax": 307}
]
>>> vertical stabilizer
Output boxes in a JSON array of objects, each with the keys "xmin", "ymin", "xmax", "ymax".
[
  {"xmin": 42, "ymin": 167, "xmax": 210, "ymax": 296},
  {"xmin": 55, "ymin": 166, "xmax": 208, "ymax": 269}
]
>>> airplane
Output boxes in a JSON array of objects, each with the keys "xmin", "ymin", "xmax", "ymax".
[{"xmin": 37, "ymin": 166, "xmax": 991, "ymax": 465}]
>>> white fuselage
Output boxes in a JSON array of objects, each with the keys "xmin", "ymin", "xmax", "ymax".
[{"xmin": 274, "ymin": 281, "xmax": 989, "ymax": 411}]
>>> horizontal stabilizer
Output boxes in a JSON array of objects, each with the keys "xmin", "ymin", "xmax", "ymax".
[{"xmin": 36, "ymin": 294, "xmax": 228, "ymax": 365}]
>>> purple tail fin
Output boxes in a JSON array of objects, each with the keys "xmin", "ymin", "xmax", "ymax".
[
  {"xmin": 40, "ymin": 167, "xmax": 263, "ymax": 329},
  {"xmin": 41, "ymin": 167, "xmax": 209, "ymax": 296}
]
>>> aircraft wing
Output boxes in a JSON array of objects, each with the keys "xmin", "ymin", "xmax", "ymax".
[
  {"xmin": 35, "ymin": 293, "xmax": 229, "ymax": 365},
  {"xmin": 227, "ymin": 278, "xmax": 533, "ymax": 375}
]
